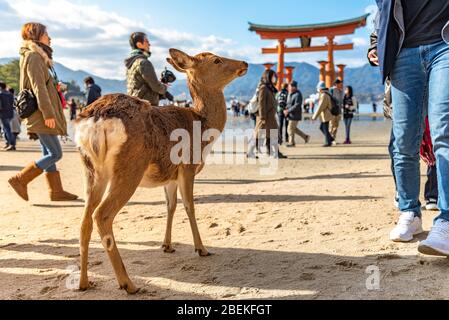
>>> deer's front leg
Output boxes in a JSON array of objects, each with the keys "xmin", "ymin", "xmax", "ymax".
[{"xmin": 178, "ymin": 167, "xmax": 211, "ymax": 257}]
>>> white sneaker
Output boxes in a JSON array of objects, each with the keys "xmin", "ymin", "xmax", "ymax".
[
  {"xmin": 418, "ymin": 219, "xmax": 449, "ymax": 257},
  {"xmin": 390, "ymin": 212, "xmax": 423, "ymax": 242}
]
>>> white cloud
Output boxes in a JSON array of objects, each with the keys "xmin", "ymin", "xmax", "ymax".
[{"xmin": 365, "ymin": 4, "xmax": 378, "ymax": 32}]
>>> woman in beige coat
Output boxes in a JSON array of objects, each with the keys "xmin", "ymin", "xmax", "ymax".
[
  {"xmin": 312, "ymin": 81, "xmax": 335, "ymax": 147},
  {"xmin": 247, "ymin": 69, "xmax": 286, "ymax": 159},
  {"xmin": 8, "ymin": 23, "xmax": 77, "ymax": 202}
]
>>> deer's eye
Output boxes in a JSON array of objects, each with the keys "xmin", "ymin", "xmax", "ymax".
[{"xmin": 214, "ymin": 58, "xmax": 222, "ymax": 64}]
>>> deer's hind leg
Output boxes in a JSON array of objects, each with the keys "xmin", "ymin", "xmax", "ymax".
[
  {"xmin": 93, "ymin": 158, "xmax": 147, "ymax": 294},
  {"xmin": 162, "ymin": 181, "xmax": 178, "ymax": 253},
  {"xmin": 79, "ymin": 155, "xmax": 108, "ymax": 291}
]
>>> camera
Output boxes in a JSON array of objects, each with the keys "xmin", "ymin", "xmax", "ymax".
[{"xmin": 161, "ymin": 68, "xmax": 176, "ymax": 84}]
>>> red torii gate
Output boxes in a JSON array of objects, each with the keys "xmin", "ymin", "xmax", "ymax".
[{"xmin": 249, "ymin": 14, "xmax": 368, "ymax": 90}]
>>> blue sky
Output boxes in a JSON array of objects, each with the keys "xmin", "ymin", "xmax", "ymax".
[{"xmin": 0, "ymin": 0, "xmax": 377, "ymax": 79}]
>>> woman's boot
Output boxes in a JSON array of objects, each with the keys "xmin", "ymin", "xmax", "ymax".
[
  {"xmin": 45, "ymin": 171, "xmax": 78, "ymax": 201},
  {"xmin": 8, "ymin": 162, "xmax": 44, "ymax": 201}
]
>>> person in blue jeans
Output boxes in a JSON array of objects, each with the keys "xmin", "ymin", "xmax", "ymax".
[
  {"xmin": 8, "ymin": 22, "xmax": 77, "ymax": 202},
  {"xmin": 0, "ymin": 82, "xmax": 16, "ymax": 151},
  {"xmin": 342, "ymin": 86, "xmax": 357, "ymax": 144},
  {"xmin": 370, "ymin": 0, "xmax": 449, "ymax": 256}
]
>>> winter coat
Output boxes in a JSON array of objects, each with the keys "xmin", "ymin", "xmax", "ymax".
[
  {"xmin": 286, "ymin": 90, "xmax": 303, "ymax": 121},
  {"xmin": 86, "ymin": 83, "xmax": 102, "ymax": 106},
  {"xmin": 312, "ymin": 90, "xmax": 333, "ymax": 123},
  {"xmin": 125, "ymin": 51, "xmax": 167, "ymax": 106},
  {"xmin": 374, "ymin": 0, "xmax": 449, "ymax": 82},
  {"xmin": 19, "ymin": 40, "xmax": 67, "ymax": 136},
  {"xmin": 276, "ymin": 88, "xmax": 288, "ymax": 113},
  {"xmin": 343, "ymin": 95, "xmax": 358, "ymax": 119},
  {"xmin": 254, "ymin": 83, "xmax": 278, "ymax": 135},
  {"xmin": 0, "ymin": 89, "xmax": 14, "ymax": 120}
]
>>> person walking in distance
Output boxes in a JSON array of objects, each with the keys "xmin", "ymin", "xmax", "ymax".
[
  {"xmin": 343, "ymin": 86, "xmax": 358, "ymax": 144},
  {"xmin": 247, "ymin": 69, "xmax": 287, "ymax": 159},
  {"xmin": 329, "ymin": 79, "xmax": 344, "ymax": 143},
  {"xmin": 84, "ymin": 76, "xmax": 101, "ymax": 106},
  {"xmin": 284, "ymin": 81, "xmax": 310, "ymax": 147},
  {"xmin": 276, "ymin": 83, "xmax": 289, "ymax": 145},
  {"xmin": 8, "ymin": 22, "xmax": 77, "ymax": 202},
  {"xmin": 0, "ymin": 82, "xmax": 16, "ymax": 151},
  {"xmin": 69, "ymin": 98, "xmax": 78, "ymax": 121},
  {"xmin": 312, "ymin": 81, "xmax": 334, "ymax": 147}
]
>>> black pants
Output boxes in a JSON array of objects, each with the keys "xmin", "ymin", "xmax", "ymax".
[
  {"xmin": 425, "ymin": 165, "xmax": 439, "ymax": 202},
  {"xmin": 319, "ymin": 122, "xmax": 334, "ymax": 146},
  {"xmin": 277, "ymin": 112, "xmax": 289, "ymax": 144}
]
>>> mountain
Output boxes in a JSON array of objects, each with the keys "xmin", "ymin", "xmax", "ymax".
[
  {"xmin": 0, "ymin": 57, "xmax": 127, "ymax": 94},
  {"xmin": 169, "ymin": 61, "xmax": 384, "ymax": 103},
  {"xmin": 0, "ymin": 58, "xmax": 14, "ymax": 65},
  {"xmin": 1, "ymin": 57, "xmax": 384, "ymax": 103},
  {"xmin": 53, "ymin": 62, "xmax": 126, "ymax": 94}
]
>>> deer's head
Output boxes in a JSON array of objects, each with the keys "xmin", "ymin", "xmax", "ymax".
[{"xmin": 167, "ymin": 49, "xmax": 248, "ymax": 89}]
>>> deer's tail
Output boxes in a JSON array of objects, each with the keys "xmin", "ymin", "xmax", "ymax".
[{"xmin": 75, "ymin": 118, "xmax": 128, "ymax": 173}]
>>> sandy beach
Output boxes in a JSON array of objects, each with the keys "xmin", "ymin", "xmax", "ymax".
[{"xmin": 0, "ymin": 117, "xmax": 447, "ymax": 300}]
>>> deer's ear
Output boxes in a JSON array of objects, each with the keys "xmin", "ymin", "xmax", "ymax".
[
  {"xmin": 166, "ymin": 58, "xmax": 186, "ymax": 73},
  {"xmin": 168, "ymin": 48, "xmax": 195, "ymax": 72}
]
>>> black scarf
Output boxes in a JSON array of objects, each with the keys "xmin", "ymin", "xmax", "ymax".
[{"xmin": 35, "ymin": 41, "xmax": 53, "ymax": 61}]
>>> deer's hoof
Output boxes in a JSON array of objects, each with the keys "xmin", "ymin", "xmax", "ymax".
[
  {"xmin": 162, "ymin": 244, "xmax": 176, "ymax": 254},
  {"xmin": 121, "ymin": 283, "xmax": 140, "ymax": 295},
  {"xmin": 196, "ymin": 248, "xmax": 213, "ymax": 257},
  {"xmin": 79, "ymin": 280, "xmax": 95, "ymax": 291}
]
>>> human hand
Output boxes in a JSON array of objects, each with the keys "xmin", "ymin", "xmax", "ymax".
[
  {"xmin": 368, "ymin": 49, "xmax": 379, "ymax": 66},
  {"xmin": 45, "ymin": 118, "xmax": 56, "ymax": 129}
]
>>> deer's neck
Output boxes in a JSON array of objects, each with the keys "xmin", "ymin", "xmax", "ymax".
[{"xmin": 188, "ymin": 80, "xmax": 227, "ymax": 132}]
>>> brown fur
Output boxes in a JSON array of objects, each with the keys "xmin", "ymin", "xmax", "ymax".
[{"xmin": 76, "ymin": 49, "xmax": 248, "ymax": 294}]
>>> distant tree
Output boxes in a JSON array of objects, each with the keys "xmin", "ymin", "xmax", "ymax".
[{"xmin": 0, "ymin": 59, "xmax": 20, "ymax": 92}]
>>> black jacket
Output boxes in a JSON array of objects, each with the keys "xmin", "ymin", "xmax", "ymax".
[
  {"xmin": 277, "ymin": 88, "xmax": 288, "ymax": 113},
  {"xmin": 286, "ymin": 90, "xmax": 303, "ymax": 121},
  {"xmin": 0, "ymin": 89, "xmax": 14, "ymax": 120},
  {"xmin": 86, "ymin": 83, "xmax": 102, "ymax": 106}
]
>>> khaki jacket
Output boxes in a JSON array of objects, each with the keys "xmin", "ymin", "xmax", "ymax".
[
  {"xmin": 126, "ymin": 56, "xmax": 167, "ymax": 106},
  {"xmin": 19, "ymin": 41, "xmax": 67, "ymax": 136},
  {"xmin": 312, "ymin": 91, "xmax": 333, "ymax": 123}
]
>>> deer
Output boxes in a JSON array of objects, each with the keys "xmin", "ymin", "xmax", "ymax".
[{"xmin": 74, "ymin": 48, "xmax": 248, "ymax": 294}]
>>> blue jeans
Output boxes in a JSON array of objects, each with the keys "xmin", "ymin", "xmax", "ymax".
[
  {"xmin": 319, "ymin": 122, "xmax": 334, "ymax": 146},
  {"xmin": 1, "ymin": 118, "xmax": 16, "ymax": 147},
  {"xmin": 390, "ymin": 40, "xmax": 449, "ymax": 222},
  {"xmin": 344, "ymin": 117, "xmax": 353, "ymax": 142},
  {"xmin": 35, "ymin": 134, "xmax": 62, "ymax": 173}
]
